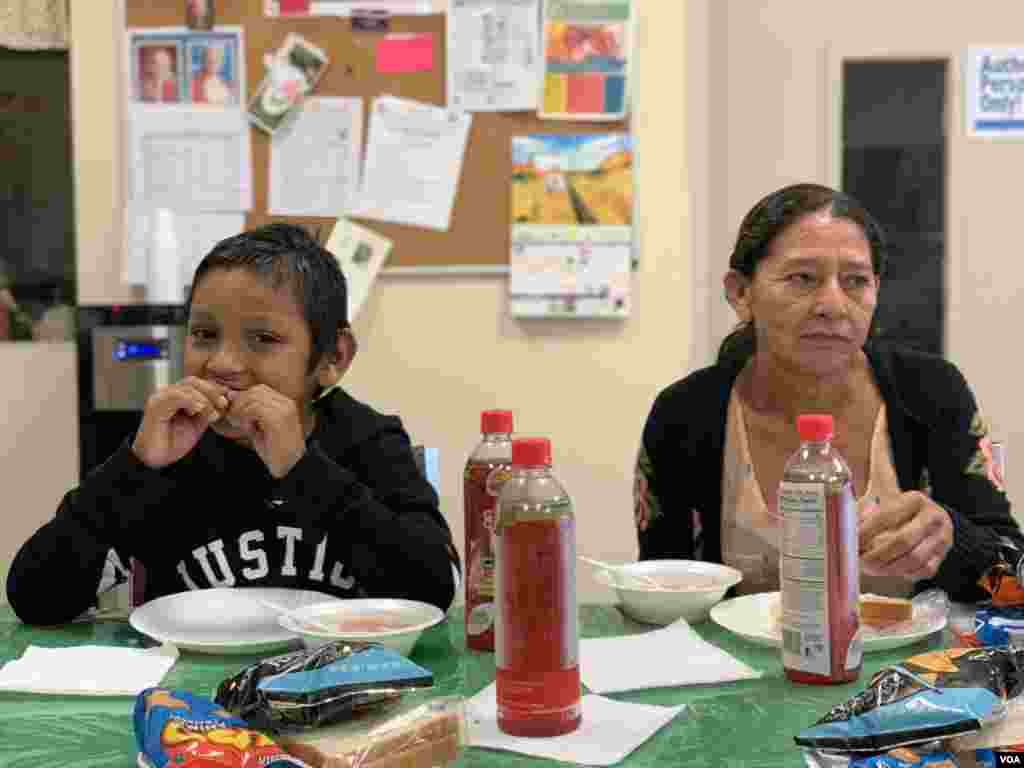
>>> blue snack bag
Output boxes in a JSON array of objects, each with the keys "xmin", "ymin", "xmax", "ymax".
[
  {"xmin": 795, "ymin": 648, "xmax": 1024, "ymax": 753},
  {"xmin": 976, "ymin": 606, "xmax": 1024, "ymax": 647},
  {"xmin": 134, "ymin": 687, "xmax": 309, "ymax": 767},
  {"xmin": 215, "ymin": 641, "xmax": 434, "ymax": 732}
]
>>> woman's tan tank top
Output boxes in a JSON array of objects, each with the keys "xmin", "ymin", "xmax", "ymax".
[{"xmin": 720, "ymin": 389, "xmax": 911, "ymax": 597}]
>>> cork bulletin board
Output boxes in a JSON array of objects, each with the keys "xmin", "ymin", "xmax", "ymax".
[{"xmin": 125, "ymin": 0, "xmax": 630, "ymax": 270}]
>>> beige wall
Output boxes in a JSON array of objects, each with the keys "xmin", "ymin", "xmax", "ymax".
[
  {"xmin": 0, "ymin": 0, "xmax": 688, "ymax": 604},
  {"xmin": 0, "ymin": 344, "xmax": 77, "ymax": 601}
]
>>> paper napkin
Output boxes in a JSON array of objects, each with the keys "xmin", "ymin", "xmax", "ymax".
[
  {"xmin": 579, "ymin": 618, "xmax": 762, "ymax": 694},
  {"xmin": 0, "ymin": 644, "xmax": 178, "ymax": 696},
  {"xmin": 466, "ymin": 682, "xmax": 685, "ymax": 766}
]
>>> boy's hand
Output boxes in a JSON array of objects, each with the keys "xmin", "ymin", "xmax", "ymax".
[
  {"xmin": 223, "ymin": 385, "xmax": 306, "ymax": 478},
  {"xmin": 858, "ymin": 491, "xmax": 953, "ymax": 581},
  {"xmin": 132, "ymin": 377, "xmax": 229, "ymax": 469}
]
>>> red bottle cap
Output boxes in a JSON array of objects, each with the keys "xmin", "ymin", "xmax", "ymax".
[
  {"xmin": 797, "ymin": 414, "xmax": 834, "ymax": 442},
  {"xmin": 511, "ymin": 437, "xmax": 551, "ymax": 467},
  {"xmin": 481, "ymin": 410, "xmax": 514, "ymax": 434}
]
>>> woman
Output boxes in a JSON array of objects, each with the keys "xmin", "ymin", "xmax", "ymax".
[{"xmin": 633, "ymin": 182, "xmax": 1021, "ymax": 602}]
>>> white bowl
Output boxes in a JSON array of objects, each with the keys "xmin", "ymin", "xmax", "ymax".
[
  {"xmin": 593, "ymin": 560, "xmax": 743, "ymax": 625},
  {"xmin": 278, "ymin": 598, "xmax": 446, "ymax": 657}
]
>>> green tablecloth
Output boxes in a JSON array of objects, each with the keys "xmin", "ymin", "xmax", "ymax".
[{"xmin": 0, "ymin": 602, "xmax": 946, "ymax": 767}]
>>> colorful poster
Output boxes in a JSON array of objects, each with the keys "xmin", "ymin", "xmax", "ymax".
[
  {"xmin": 509, "ymin": 133, "xmax": 633, "ymax": 318},
  {"xmin": 539, "ymin": 0, "xmax": 632, "ymax": 121},
  {"xmin": 965, "ymin": 47, "xmax": 1024, "ymax": 138}
]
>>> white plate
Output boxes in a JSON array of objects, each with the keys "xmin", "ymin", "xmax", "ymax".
[
  {"xmin": 709, "ymin": 591, "xmax": 947, "ymax": 653},
  {"xmin": 129, "ymin": 587, "xmax": 336, "ymax": 654}
]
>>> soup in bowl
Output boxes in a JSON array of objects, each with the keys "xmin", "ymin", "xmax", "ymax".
[
  {"xmin": 280, "ymin": 598, "xmax": 446, "ymax": 657},
  {"xmin": 592, "ymin": 559, "xmax": 743, "ymax": 625}
]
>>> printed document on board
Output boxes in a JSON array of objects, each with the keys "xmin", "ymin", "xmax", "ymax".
[
  {"xmin": 269, "ymin": 97, "xmax": 363, "ymax": 217},
  {"xmin": 447, "ymin": 0, "xmax": 541, "ymax": 112},
  {"xmin": 127, "ymin": 105, "xmax": 253, "ymax": 212},
  {"xmin": 349, "ymin": 95, "xmax": 472, "ymax": 231}
]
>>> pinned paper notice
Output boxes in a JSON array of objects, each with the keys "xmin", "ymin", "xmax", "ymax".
[
  {"xmin": 376, "ymin": 33, "xmax": 434, "ymax": 73},
  {"xmin": 325, "ymin": 218, "xmax": 392, "ymax": 322},
  {"xmin": 349, "ymin": 95, "xmax": 472, "ymax": 231}
]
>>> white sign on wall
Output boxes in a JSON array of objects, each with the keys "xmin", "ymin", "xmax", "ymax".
[{"xmin": 966, "ymin": 46, "xmax": 1024, "ymax": 138}]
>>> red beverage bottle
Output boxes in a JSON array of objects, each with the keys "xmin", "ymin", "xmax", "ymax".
[
  {"xmin": 780, "ymin": 414, "xmax": 862, "ymax": 685},
  {"xmin": 463, "ymin": 409, "xmax": 514, "ymax": 651},
  {"xmin": 495, "ymin": 437, "xmax": 581, "ymax": 737}
]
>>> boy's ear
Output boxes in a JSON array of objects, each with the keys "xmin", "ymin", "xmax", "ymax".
[{"xmin": 316, "ymin": 328, "xmax": 358, "ymax": 389}]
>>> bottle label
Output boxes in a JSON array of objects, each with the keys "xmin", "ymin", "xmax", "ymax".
[
  {"xmin": 846, "ymin": 628, "xmax": 863, "ymax": 671},
  {"xmin": 779, "ymin": 481, "xmax": 830, "ymax": 677},
  {"xmin": 467, "ymin": 603, "xmax": 495, "ymax": 636},
  {"xmin": 495, "ymin": 518, "xmax": 578, "ymax": 673},
  {"xmin": 779, "ymin": 480, "xmax": 860, "ymax": 680},
  {"xmin": 464, "ymin": 461, "xmax": 511, "ymax": 649}
]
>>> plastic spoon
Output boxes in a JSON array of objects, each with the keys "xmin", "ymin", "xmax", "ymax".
[
  {"xmin": 577, "ymin": 556, "xmax": 665, "ymax": 589},
  {"xmin": 255, "ymin": 598, "xmax": 334, "ymax": 634}
]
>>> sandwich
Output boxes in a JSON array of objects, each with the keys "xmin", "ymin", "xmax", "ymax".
[{"xmin": 859, "ymin": 594, "xmax": 913, "ymax": 628}]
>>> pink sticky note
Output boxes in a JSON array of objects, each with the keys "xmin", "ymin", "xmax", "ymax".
[
  {"xmin": 278, "ymin": 0, "xmax": 311, "ymax": 13},
  {"xmin": 376, "ymin": 33, "xmax": 434, "ymax": 73}
]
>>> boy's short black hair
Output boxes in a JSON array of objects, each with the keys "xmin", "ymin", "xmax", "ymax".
[{"xmin": 187, "ymin": 223, "xmax": 348, "ymax": 373}]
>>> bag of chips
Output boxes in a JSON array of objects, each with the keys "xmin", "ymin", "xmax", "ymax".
[
  {"xmin": 795, "ymin": 647, "xmax": 1024, "ymax": 753},
  {"xmin": 134, "ymin": 687, "xmax": 309, "ymax": 768},
  {"xmin": 977, "ymin": 538, "xmax": 1024, "ymax": 609},
  {"xmin": 215, "ymin": 641, "xmax": 434, "ymax": 732}
]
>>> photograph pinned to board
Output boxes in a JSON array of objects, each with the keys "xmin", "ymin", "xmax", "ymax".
[
  {"xmin": 349, "ymin": 95, "xmax": 473, "ymax": 231},
  {"xmin": 446, "ymin": 0, "xmax": 542, "ymax": 112},
  {"xmin": 128, "ymin": 27, "xmax": 243, "ymax": 106},
  {"xmin": 269, "ymin": 97, "xmax": 364, "ymax": 217},
  {"xmin": 509, "ymin": 133, "xmax": 633, "ymax": 318},
  {"xmin": 185, "ymin": 0, "xmax": 215, "ymax": 31},
  {"xmin": 263, "ymin": 0, "xmax": 437, "ymax": 16},
  {"xmin": 247, "ymin": 33, "xmax": 329, "ymax": 134},
  {"xmin": 129, "ymin": 31, "xmax": 185, "ymax": 103},
  {"xmin": 539, "ymin": 0, "xmax": 633, "ymax": 121},
  {"xmin": 325, "ymin": 218, "xmax": 393, "ymax": 323},
  {"xmin": 965, "ymin": 47, "xmax": 1024, "ymax": 139}
]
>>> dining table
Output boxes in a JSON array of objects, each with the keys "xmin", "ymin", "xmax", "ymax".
[{"xmin": 0, "ymin": 600, "xmax": 955, "ymax": 767}]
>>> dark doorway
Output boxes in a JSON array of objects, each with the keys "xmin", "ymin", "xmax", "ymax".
[
  {"xmin": 0, "ymin": 46, "xmax": 75, "ymax": 342},
  {"xmin": 842, "ymin": 59, "xmax": 946, "ymax": 355}
]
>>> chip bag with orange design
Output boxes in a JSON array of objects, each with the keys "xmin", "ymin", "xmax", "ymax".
[
  {"xmin": 977, "ymin": 538, "xmax": 1024, "ymax": 608},
  {"xmin": 134, "ymin": 687, "xmax": 310, "ymax": 768}
]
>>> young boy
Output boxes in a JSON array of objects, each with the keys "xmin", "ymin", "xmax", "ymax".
[{"xmin": 7, "ymin": 223, "xmax": 459, "ymax": 625}]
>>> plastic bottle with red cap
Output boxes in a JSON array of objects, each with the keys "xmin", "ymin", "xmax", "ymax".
[
  {"xmin": 780, "ymin": 414, "xmax": 862, "ymax": 685},
  {"xmin": 463, "ymin": 410, "xmax": 514, "ymax": 652},
  {"xmin": 494, "ymin": 437, "xmax": 582, "ymax": 736}
]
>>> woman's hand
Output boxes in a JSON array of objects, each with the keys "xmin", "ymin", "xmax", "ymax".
[
  {"xmin": 858, "ymin": 491, "xmax": 953, "ymax": 580},
  {"xmin": 132, "ymin": 377, "xmax": 229, "ymax": 469}
]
